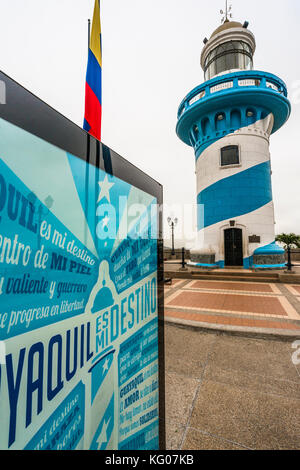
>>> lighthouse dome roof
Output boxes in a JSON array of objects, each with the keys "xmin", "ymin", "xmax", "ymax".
[{"xmin": 211, "ymin": 20, "xmax": 243, "ymax": 38}]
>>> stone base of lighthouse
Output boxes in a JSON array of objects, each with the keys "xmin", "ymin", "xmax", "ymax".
[{"xmin": 189, "ymin": 230, "xmax": 286, "ymax": 271}]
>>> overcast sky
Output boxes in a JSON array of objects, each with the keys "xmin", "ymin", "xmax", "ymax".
[{"xmin": 0, "ymin": 0, "xmax": 299, "ymax": 247}]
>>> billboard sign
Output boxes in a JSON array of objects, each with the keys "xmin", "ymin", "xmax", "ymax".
[{"xmin": 0, "ymin": 72, "xmax": 164, "ymax": 450}]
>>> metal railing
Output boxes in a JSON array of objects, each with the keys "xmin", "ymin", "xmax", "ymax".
[
  {"xmin": 164, "ymin": 247, "xmax": 187, "ymax": 270},
  {"xmin": 177, "ymin": 70, "xmax": 288, "ymax": 120}
]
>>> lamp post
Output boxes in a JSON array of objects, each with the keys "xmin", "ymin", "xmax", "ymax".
[{"xmin": 167, "ymin": 217, "xmax": 178, "ymax": 256}]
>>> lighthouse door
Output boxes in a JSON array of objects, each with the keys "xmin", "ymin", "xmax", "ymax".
[{"xmin": 224, "ymin": 229, "xmax": 243, "ymax": 267}]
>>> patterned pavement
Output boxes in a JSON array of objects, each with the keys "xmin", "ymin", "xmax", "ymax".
[
  {"xmin": 165, "ymin": 324, "xmax": 300, "ymax": 450},
  {"xmin": 164, "ymin": 279, "xmax": 300, "ymax": 334}
]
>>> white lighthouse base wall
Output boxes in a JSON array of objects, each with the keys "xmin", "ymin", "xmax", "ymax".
[{"xmin": 190, "ymin": 201, "xmax": 277, "ymax": 269}]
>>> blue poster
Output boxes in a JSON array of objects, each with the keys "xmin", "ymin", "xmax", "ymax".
[{"xmin": 0, "ymin": 118, "xmax": 159, "ymax": 450}]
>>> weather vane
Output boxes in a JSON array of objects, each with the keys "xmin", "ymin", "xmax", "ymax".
[{"xmin": 220, "ymin": 0, "xmax": 232, "ymax": 23}]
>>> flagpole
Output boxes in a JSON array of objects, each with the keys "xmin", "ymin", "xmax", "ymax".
[{"xmin": 88, "ymin": 18, "xmax": 91, "ymax": 50}]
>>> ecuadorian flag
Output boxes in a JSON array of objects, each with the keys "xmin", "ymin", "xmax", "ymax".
[{"xmin": 84, "ymin": 0, "xmax": 102, "ymax": 141}]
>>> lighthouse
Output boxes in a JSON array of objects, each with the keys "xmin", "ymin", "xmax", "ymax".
[{"xmin": 176, "ymin": 10, "xmax": 291, "ymax": 269}]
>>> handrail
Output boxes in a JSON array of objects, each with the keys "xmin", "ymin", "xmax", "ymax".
[{"xmin": 177, "ymin": 70, "xmax": 288, "ymax": 120}]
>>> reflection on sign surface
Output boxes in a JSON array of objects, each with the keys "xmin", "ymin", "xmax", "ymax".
[{"xmin": 0, "ymin": 118, "xmax": 159, "ymax": 450}]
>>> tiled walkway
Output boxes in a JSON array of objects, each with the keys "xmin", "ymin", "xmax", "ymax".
[{"xmin": 164, "ymin": 279, "xmax": 300, "ymax": 334}]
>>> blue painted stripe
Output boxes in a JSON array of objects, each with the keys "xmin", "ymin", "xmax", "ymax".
[
  {"xmin": 86, "ymin": 49, "xmax": 102, "ymax": 104},
  {"xmin": 253, "ymin": 264, "xmax": 286, "ymax": 269},
  {"xmin": 254, "ymin": 241, "xmax": 285, "ymax": 255},
  {"xmin": 188, "ymin": 262, "xmax": 218, "ymax": 268},
  {"xmin": 188, "ymin": 260, "xmax": 226, "ymax": 268},
  {"xmin": 197, "ymin": 161, "xmax": 272, "ymax": 229},
  {"xmin": 196, "ymin": 137, "xmax": 222, "ymax": 160},
  {"xmin": 243, "ymin": 256, "xmax": 252, "ymax": 269}
]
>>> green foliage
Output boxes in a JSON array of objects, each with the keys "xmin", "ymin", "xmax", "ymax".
[{"xmin": 275, "ymin": 233, "xmax": 300, "ymax": 249}]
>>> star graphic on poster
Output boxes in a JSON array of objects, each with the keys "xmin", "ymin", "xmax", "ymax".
[
  {"xmin": 97, "ymin": 176, "xmax": 114, "ymax": 203},
  {"xmin": 102, "ymin": 358, "xmax": 109, "ymax": 374},
  {"xmin": 96, "ymin": 418, "xmax": 111, "ymax": 450}
]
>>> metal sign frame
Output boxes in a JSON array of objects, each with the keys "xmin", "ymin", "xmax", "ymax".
[{"xmin": 0, "ymin": 71, "xmax": 165, "ymax": 450}]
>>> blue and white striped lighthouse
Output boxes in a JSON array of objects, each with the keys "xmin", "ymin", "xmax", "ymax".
[{"xmin": 176, "ymin": 15, "xmax": 291, "ymax": 269}]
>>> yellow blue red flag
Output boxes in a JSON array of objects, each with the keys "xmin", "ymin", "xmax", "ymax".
[{"xmin": 84, "ymin": 0, "xmax": 102, "ymax": 140}]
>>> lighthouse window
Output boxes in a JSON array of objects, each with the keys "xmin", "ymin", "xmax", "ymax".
[
  {"xmin": 204, "ymin": 41, "xmax": 253, "ymax": 80},
  {"xmin": 221, "ymin": 145, "xmax": 240, "ymax": 166}
]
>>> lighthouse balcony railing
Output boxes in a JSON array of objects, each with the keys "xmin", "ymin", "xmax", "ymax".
[{"xmin": 177, "ymin": 71, "xmax": 288, "ymax": 119}]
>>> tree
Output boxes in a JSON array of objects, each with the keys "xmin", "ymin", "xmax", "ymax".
[{"xmin": 275, "ymin": 233, "xmax": 300, "ymax": 249}]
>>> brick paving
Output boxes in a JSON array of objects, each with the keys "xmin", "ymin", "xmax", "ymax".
[
  {"xmin": 186, "ymin": 280, "xmax": 278, "ymax": 293},
  {"xmin": 164, "ymin": 278, "xmax": 300, "ymax": 334}
]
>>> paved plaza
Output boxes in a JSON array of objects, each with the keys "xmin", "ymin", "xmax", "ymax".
[
  {"xmin": 163, "ymin": 275, "xmax": 300, "ymax": 449},
  {"xmin": 165, "ymin": 324, "xmax": 300, "ymax": 450},
  {"xmin": 164, "ymin": 278, "xmax": 300, "ymax": 335}
]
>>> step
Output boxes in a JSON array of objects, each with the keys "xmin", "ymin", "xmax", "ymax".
[
  {"xmin": 202, "ymin": 271, "xmax": 279, "ymax": 279},
  {"xmin": 192, "ymin": 276, "xmax": 279, "ymax": 283},
  {"xmin": 163, "ymin": 264, "xmax": 280, "ymax": 279}
]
